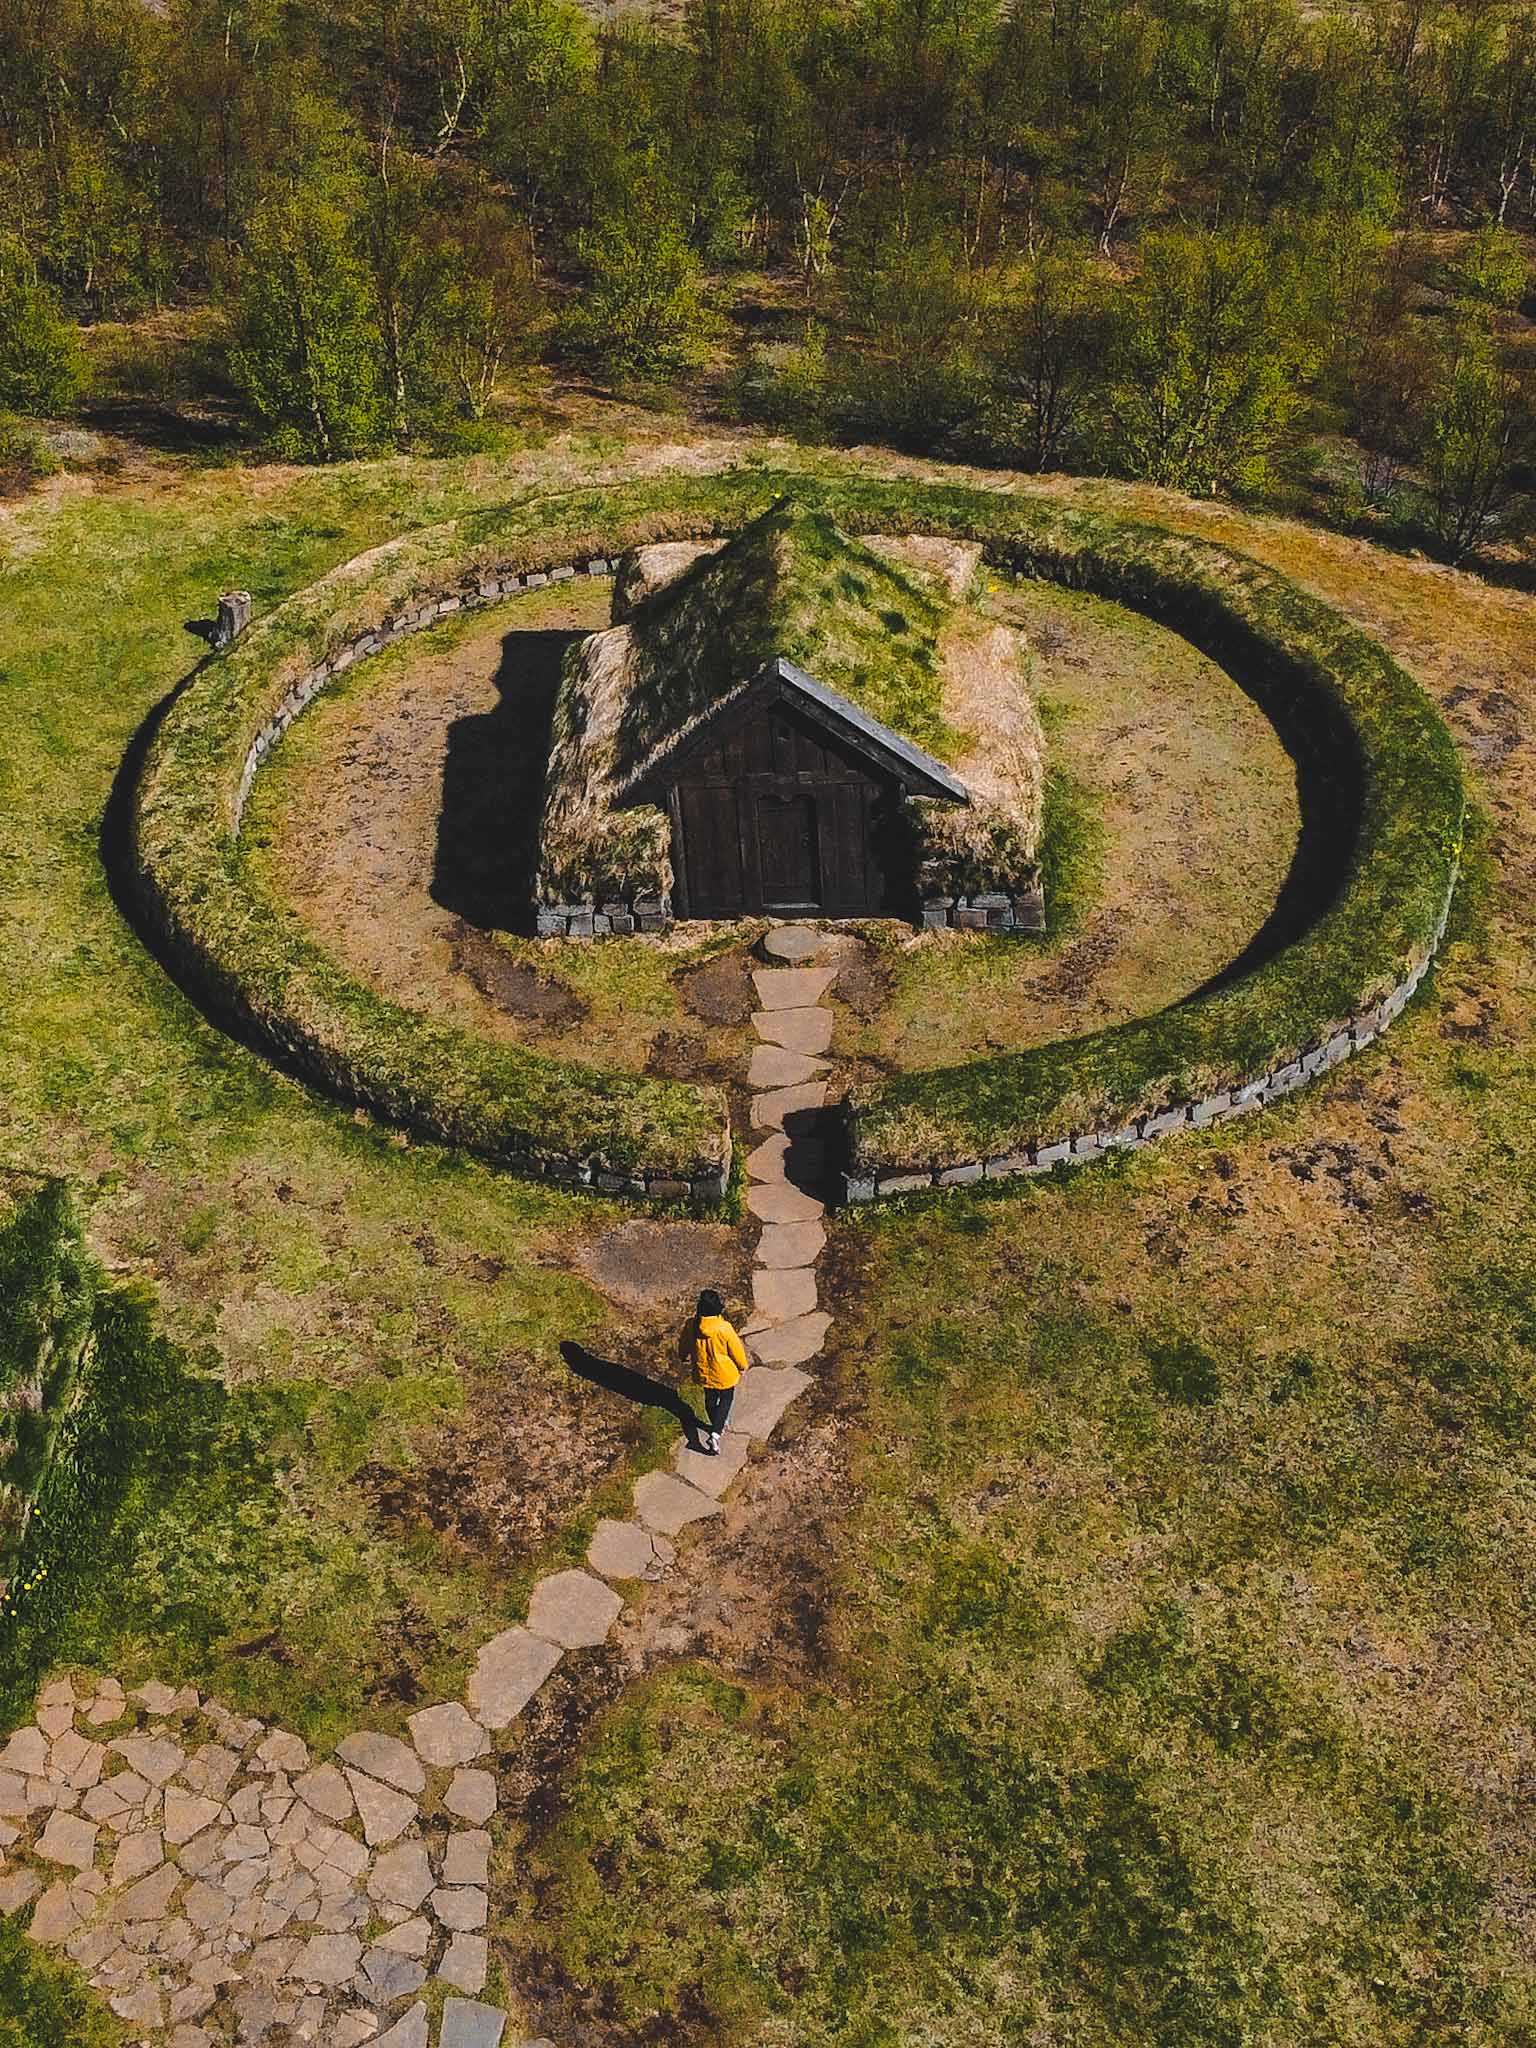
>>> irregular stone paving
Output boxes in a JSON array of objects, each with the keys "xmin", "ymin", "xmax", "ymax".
[{"xmin": 0, "ymin": 928, "xmax": 839, "ymax": 2047}]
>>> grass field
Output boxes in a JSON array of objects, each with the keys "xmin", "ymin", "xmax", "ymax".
[
  {"xmin": 4, "ymin": 426, "xmax": 1536, "ymax": 2039},
  {"xmin": 0, "ymin": 431, "xmax": 771, "ymax": 1744},
  {"xmin": 504, "ymin": 464, "xmax": 1536, "ymax": 2043}
]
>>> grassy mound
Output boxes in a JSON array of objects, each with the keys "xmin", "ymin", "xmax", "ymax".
[
  {"xmin": 131, "ymin": 471, "xmax": 1461, "ymax": 1190},
  {"xmin": 838, "ymin": 496, "xmax": 1463, "ymax": 1172}
]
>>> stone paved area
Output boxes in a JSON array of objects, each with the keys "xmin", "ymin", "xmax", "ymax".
[{"xmin": 0, "ymin": 929, "xmax": 839, "ymax": 2046}]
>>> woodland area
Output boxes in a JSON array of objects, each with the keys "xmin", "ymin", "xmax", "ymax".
[{"xmin": 0, "ymin": 0, "xmax": 1535, "ymax": 551}]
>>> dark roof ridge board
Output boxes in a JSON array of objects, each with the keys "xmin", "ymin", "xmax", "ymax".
[{"xmin": 617, "ymin": 656, "xmax": 971, "ymax": 809}]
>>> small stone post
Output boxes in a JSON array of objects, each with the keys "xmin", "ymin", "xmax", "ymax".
[{"xmin": 213, "ymin": 590, "xmax": 253, "ymax": 649}]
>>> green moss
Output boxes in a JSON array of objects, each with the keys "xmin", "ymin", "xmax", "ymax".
[
  {"xmin": 0, "ymin": 1916, "xmax": 120, "ymax": 2047},
  {"xmin": 618, "ymin": 497, "xmax": 960, "ymax": 765}
]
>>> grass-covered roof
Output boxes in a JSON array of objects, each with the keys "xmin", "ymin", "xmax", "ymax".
[{"xmin": 610, "ymin": 497, "xmax": 959, "ymax": 792}]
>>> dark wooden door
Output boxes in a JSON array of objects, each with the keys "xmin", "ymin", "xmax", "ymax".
[
  {"xmin": 755, "ymin": 792, "xmax": 819, "ymax": 909},
  {"xmin": 669, "ymin": 693, "xmax": 893, "ymax": 918},
  {"xmin": 677, "ymin": 782, "xmax": 745, "ymax": 917}
]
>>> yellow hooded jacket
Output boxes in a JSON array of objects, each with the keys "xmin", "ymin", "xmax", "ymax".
[{"xmin": 691, "ymin": 1313, "xmax": 749, "ymax": 1390}]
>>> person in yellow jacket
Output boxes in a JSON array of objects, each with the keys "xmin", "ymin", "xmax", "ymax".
[{"xmin": 681, "ymin": 1288, "xmax": 749, "ymax": 1454}]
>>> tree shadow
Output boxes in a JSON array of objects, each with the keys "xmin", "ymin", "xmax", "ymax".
[
  {"xmin": 560, "ymin": 1340, "xmax": 705, "ymax": 1448},
  {"xmin": 432, "ymin": 627, "xmax": 582, "ymax": 935}
]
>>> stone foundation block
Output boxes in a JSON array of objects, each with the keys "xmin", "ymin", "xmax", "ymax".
[
  {"xmin": 1189, "ymin": 1092, "xmax": 1233, "ymax": 1126},
  {"xmin": 984, "ymin": 1151, "xmax": 1038, "ymax": 1177}
]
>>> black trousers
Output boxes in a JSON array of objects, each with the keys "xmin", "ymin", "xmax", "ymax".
[{"xmin": 704, "ymin": 1385, "xmax": 735, "ymax": 1435}]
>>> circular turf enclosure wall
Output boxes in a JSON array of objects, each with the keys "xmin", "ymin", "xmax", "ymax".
[{"xmin": 128, "ymin": 472, "xmax": 1464, "ymax": 1205}]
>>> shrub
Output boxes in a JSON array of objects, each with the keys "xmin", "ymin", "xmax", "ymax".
[
  {"xmin": 226, "ymin": 185, "xmax": 389, "ymax": 461},
  {"xmin": 0, "ymin": 411, "xmax": 57, "ymax": 493},
  {"xmin": 567, "ymin": 190, "xmax": 717, "ymax": 376},
  {"xmin": 0, "ymin": 242, "xmax": 84, "ymax": 415}
]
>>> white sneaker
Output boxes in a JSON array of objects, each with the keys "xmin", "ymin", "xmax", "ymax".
[{"xmin": 708, "ymin": 1432, "xmax": 722, "ymax": 1454}]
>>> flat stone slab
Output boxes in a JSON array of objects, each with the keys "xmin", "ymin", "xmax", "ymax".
[
  {"xmin": 294, "ymin": 1764, "xmax": 354, "ymax": 1822},
  {"xmin": 430, "ymin": 1884, "xmax": 488, "ymax": 1930},
  {"xmin": 756, "ymin": 1219, "xmax": 827, "ymax": 1267},
  {"xmin": 164, "ymin": 1791, "xmax": 223, "ymax": 1845},
  {"xmin": 368, "ymin": 1842, "xmax": 434, "ymax": 1912},
  {"xmin": 753, "ymin": 1005, "xmax": 834, "ymax": 1054},
  {"xmin": 0, "ymin": 1729, "xmax": 47, "ymax": 1776},
  {"xmin": 632, "ymin": 1470, "xmax": 723, "ymax": 1537},
  {"xmin": 438, "ymin": 1932, "xmax": 489, "ymax": 1995},
  {"xmin": 526, "ymin": 1570, "xmax": 624, "ymax": 1650},
  {"xmin": 345, "ymin": 1767, "xmax": 418, "ymax": 1848},
  {"xmin": 360, "ymin": 1945, "xmax": 427, "ymax": 2002},
  {"xmin": 110, "ymin": 1734, "xmax": 185, "ymax": 1786},
  {"xmin": 443, "ymin": 1829, "xmax": 491, "ymax": 1887},
  {"xmin": 378, "ymin": 1914, "xmax": 432, "ymax": 1956},
  {"xmin": 728, "ymin": 1366, "xmax": 813, "ymax": 1439},
  {"xmin": 335, "ymin": 1732, "xmax": 424, "ymax": 1797},
  {"xmin": 466, "ymin": 1629, "xmax": 561, "ymax": 1731},
  {"xmin": 760, "ymin": 925, "xmax": 826, "ymax": 964},
  {"xmin": 441, "ymin": 1997, "xmax": 507, "ymax": 2048},
  {"xmin": 750, "ymin": 1081, "xmax": 828, "ymax": 1131},
  {"xmin": 35, "ymin": 1811, "xmax": 98, "ymax": 1871},
  {"xmin": 672, "ymin": 1430, "xmax": 751, "ymax": 1499},
  {"xmin": 745, "ymin": 1181, "xmax": 825, "ymax": 1226},
  {"xmin": 407, "ymin": 1702, "xmax": 489, "ymax": 1768},
  {"xmin": 587, "ymin": 1519, "xmax": 662, "ymax": 1580},
  {"xmin": 747, "ymin": 1044, "xmax": 828, "ymax": 1090},
  {"xmin": 753, "ymin": 1266, "xmax": 818, "ymax": 1322},
  {"xmin": 747, "ymin": 1312, "xmax": 832, "ymax": 1365},
  {"xmin": 749, "ymin": 1130, "xmax": 831, "ymax": 1196},
  {"xmin": 373, "ymin": 2005, "xmax": 429, "ymax": 2048},
  {"xmin": 752, "ymin": 966, "xmax": 836, "ymax": 1009},
  {"xmin": 443, "ymin": 1770, "xmax": 497, "ymax": 1825}
]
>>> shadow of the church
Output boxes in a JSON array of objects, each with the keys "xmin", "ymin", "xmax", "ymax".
[{"xmin": 431, "ymin": 627, "xmax": 583, "ymax": 936}]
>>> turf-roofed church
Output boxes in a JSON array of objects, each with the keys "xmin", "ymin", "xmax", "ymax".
[{"xmin": 535, "ymin": 498, "xmax": 1048, "ymax": 935}]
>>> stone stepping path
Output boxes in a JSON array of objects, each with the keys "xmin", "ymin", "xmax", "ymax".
[{"xmin": 0, "ymin": 927, "xmax": 841, "ymax": 2047}]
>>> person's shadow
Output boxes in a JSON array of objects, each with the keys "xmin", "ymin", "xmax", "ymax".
[
  {"xmin": 433, "ymin": 628, "xmax": 583, "ymax": 935},
  {"xmin": 560, "ymin": 1341, "xmax": 706, "ymax": 1449}
]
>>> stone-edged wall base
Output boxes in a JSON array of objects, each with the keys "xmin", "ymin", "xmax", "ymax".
[
  {"xmin": 841, "ymin": 900, "xmax": 1451, "ymax": 1204},
  {"xmin": 922, "ymin": 881, "xmax": 1046, "ymax": 934},
  {"xmin": 536, "ymin": 894, "xmax": 671, "ymax": 938}
]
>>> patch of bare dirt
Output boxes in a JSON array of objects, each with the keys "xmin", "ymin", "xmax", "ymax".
[
  {"xmin": 829, "ymin": 937, "xmax": 897, "ymax": 1019},
  {"xmin": 578, "ymin": 1220, "xmax": 742, "ymax": 1310},
  {"xmin": 644, "ymin": 1027, "xmax": 712, "ymax": 1082},
  {"xmin": 677, "ymin": 949, "xmax": 756, "ymax": 1025},
  {"xmin": 358, "ymin": 1300, "xmax": 703, "ymax": 1571},
  {"xmin": 448, "ymin": 921, "xmax": 585, "ymax": 1023}
]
